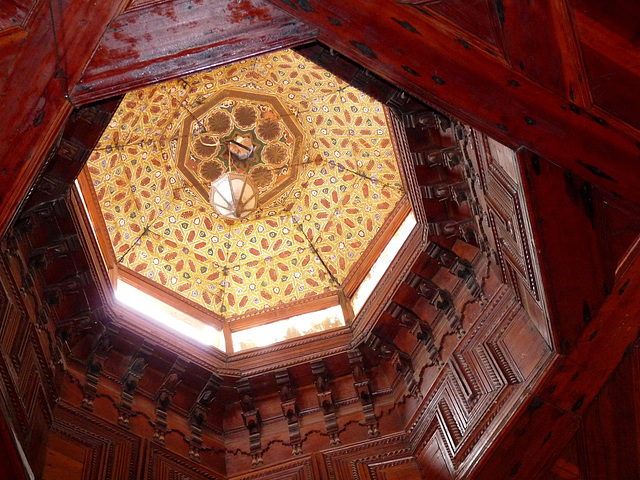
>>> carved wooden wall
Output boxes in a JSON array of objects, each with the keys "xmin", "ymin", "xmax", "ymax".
[
  {"xmin": 0, "ymin": 221, "xmax": 58, "ymax": 478},
  {"xmin": 0, "ymin": 85, "xmax": 551, "ymax": 479},
  {"xmin": 2, "ymin": 0, "xmax": 639, "ymax": 478}
]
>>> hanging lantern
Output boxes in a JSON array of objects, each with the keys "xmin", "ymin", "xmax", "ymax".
[{"xmin": 209, "ymin": 172, "xmax": 258, "ymax": 220}]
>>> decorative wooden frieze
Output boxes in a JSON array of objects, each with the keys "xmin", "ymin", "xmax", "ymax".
[
  {"xmin": 437, "ymin": 399, "xmax": 463, "ymax": 448},
  {"xmin": 481, "ymin": 342, "xmax": 521, "ymax": 387},
  {"xmin": 449, "ymin": 353, "xmax": 480, "ymax": 405},
  {"xmin": 275, "ymin": 369, "xmax": 302, "ymax": 455},
  {"xmin": 311, "ymin": 360, "xmax": 341, "ymax": 446},
  {"xmin": 237, "ymin": 377, "xmax": 263, "ymax": 466},
  {"xmin": 189, "ymin": 373, "xmax": 223, "ymax": 461},
  {"xmin": 348, "ymin": 349, "xmax": 379, "ymax": 438}
]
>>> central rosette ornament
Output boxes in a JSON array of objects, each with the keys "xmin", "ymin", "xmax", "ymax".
[{"xmin": 175, "ymin": 88, "xmax": 305, "ymax": 219}]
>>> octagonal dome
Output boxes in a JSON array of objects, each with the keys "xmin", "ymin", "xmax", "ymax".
[{"xmin": 85, "ymin": 49, "xmax": 406, "ymax": 323}]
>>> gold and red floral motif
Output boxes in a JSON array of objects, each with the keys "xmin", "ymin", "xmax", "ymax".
[
  {"xmin": 87, "ymin": 49, "xmax": 403, "ymax": 318},
  {"xmin": 176, "ymin": 88, "xmax": 304, "ymax": 211}
]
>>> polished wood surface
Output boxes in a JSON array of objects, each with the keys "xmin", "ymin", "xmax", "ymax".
[{"xmin": 0, "ymin": 0, "xmax": 639, "ymax": 478}]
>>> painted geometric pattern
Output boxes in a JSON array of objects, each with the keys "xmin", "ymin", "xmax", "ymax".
[
  {"xmin": 87, "ymin": 49, "xmax": 404, "ymax": 318},
  {"xmin": 175, "ymin": 88, "xmax": 306, "ymax": 211}
]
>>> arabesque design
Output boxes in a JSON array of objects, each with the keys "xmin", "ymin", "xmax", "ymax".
[{"xmin": 87, "ymin": 49, "xmax": 404, "ymax": 318}]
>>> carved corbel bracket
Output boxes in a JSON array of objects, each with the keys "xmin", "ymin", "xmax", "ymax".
[
  {"xmin": 237, "ymin": 378, "xmax": 262, "ymax": 466},
  {"xmin": 118, "ymin": 342, "xmax": 153, "ymax": 428},
  {"xmin": 348, "ymin": 350, "xmax": 379, "ymax": 438},
  {"xmin": 82, "ymin": 325, "xmax": 112, "ymax": 411},
  {"xmin": 426, "ymin": 242, "xmax": 486, "ymax": 303},
  {"xmin": 406, "ymin": 273, "xmax": 463, "ymax": 335},
  {"xmin": 275, "ymin": 369, "xmax": 302, "ymax": 455},
  {"xmin": 28, "ymin": 234, "xmax": 80, "ymax": 272},
  {"xmin": 311, "ymin": 360, "xmax": 340, "ymax": 446},
  {"xmin": 366, "ymin": 334, "xmax": 418, "ymax": 396},
  {"xmin": 153, "ymin": 359, "xmax": 186, "ymax": 444},
  {"xmin": 188, "ymin": 373, "xmax": 222, "ymax": 461},
  {"xmin": 43, "ymin": 270, "xmax": 93, "ymax": 307}
]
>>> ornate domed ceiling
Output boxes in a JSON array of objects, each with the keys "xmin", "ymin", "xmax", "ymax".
[{"xmin": 85, "ymin": 49, "xmax": 406, "ymax": 322}]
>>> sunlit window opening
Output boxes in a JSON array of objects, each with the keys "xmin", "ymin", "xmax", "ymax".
[
  {"xmin": 351, "ymin": 212, "xmax": 417, "ymax": 315},
  {"xmin": 232, "ymin": 305, "xmax": 345, "ymax": 352},
  {"xmin": 115, "ymin": 279, "xmax": 225, "ymax": 349}
]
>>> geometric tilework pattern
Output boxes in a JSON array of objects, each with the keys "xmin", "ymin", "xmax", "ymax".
[{"xmin": 87, "ymin": 49, "xmax": 403, "ymax": 318}]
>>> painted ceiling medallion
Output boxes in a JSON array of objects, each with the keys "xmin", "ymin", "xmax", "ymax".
[
  {"xmin": 87, "ymin": 49, "xmax": 404, "ymax": 318},
  {"xmin": 176, "ymin": 88, "xmax": 305, "ymax": 212}
]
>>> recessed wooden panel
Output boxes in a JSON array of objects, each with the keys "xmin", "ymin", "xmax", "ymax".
[
  {"xmin": 501, "ymin": 0, "xmax": 588, "ymax": 104},
  {"xmin": 416, "ymin": 435, "xmax": 453, "ymax": 480},
  {"xmin": 413, "ymin": 0, "xmax": 503, "ymax": 50},
  {"xmin": 571, "ymin": 0, "xmax": 640, "ymax": 127},
  {"xmin": 518, "ymin": 149, "xmax": 610, "ymax": 352},
  {"xmin": 147, "ymin": 443, "xmax": 223, "ymax": 480},
  {"xmin": 51, "ymin": 403, "xmax": 142, "ymax": 480},
  {"xmin": 367, "ymin": 456, "xmax": 422, "ymax": 480},
  {"xmin": 43, "ymin": 434, "xmax": 89, "ymax": 480}
]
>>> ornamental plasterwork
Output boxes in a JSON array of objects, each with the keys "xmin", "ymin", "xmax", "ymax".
[{"xmin": 87, "ymin": 49, "xmax": 404, "ymax": 319}]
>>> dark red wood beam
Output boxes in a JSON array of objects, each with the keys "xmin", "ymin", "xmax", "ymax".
[
  {"xmin": 265, "ymin": 0, "xmax": 640, "ymax": 205},
  {"xmin": 0, "ymin": 26, "xmax": 26, "ymax": 75},
  {"xmin": 0, "ymin": 0, "xmax": 128, "ymax": 238},
  {"xmin": 70, "ymin": 0, "xmax": 318, "ymax": 104},
  {"xmin": 0, "ymin": 0, "xmax": 32, "ymax": 30},
  {"xmin": 578, "ymin": 345, "xmax": 640, "ymax": 478}
]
